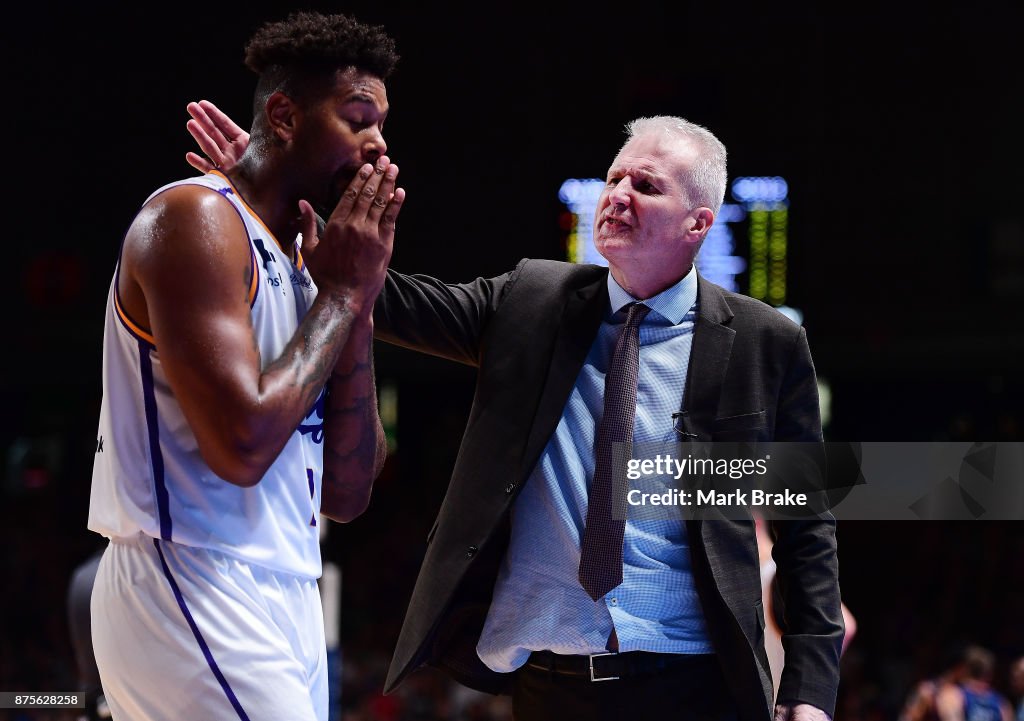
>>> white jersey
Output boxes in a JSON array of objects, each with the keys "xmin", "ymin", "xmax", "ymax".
[{"xmin": 89, "ymin": 170, "xmax": 325, "ymax": 580}]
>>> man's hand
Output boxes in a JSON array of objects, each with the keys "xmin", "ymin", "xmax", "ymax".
[
  {"xmin": 185, "ymin": 100, "xmax": 250, "ymax": 173},
  {"xmin": 306, "ymin": 157, "xmax": 405, "ymax": 317},
  {"xmin": 185, "ymin": 100, "xmax": 402, "ymax": 314},
  {"xmin": 775, "ymin": 703, "xmax": 832, "ymax": 721}
]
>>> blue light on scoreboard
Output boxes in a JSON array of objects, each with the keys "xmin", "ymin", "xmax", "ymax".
[
  {"xmin": 698, "ymin": 202, "xmax": 748, "ymax": 292},
  {"xmin": 558, "ymin": 178, "xmax": 607, "ymax": 266}
]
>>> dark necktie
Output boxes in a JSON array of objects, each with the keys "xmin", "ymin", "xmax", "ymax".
[{"xmin": 579, "ymin": 302, "xmax": 650, "ymax": 601}]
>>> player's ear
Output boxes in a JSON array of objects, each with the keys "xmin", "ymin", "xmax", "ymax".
[{"xmin": 265, "ymin": 92, "xmax": 299, "ymax": 144}]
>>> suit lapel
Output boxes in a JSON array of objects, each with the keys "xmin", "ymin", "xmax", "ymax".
[
  {"xmin": 517, "ymin": 272, "xmax": 609, "ymax": 480},
  {"xmin": 677, "ymin": 275, "xmax": 737, "ymax": 440},
  {"xmin": 682, "ymin": 277, "xmax": 742, "ymax": 594},
  {"xmin": 679, "ymin": 280, "xmax": 764, "ymax": 695}
]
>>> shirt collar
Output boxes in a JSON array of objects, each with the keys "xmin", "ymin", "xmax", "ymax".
[{"xmin": 606, "ymin": 266, "xmax": 698, "ymax": 326}]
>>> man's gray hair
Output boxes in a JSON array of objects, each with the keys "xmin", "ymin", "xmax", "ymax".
[{"xmin": 623, "ymin": 116, "xmax": 728, "ymax": 214}]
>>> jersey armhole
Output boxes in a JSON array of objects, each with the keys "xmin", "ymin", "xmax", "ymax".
[{"xmin": 114, "ymin": 180, "xmax": 262, "ymax": 345}]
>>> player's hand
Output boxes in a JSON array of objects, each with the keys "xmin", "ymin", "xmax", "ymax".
[
  {"xmin": 185, "ymin": 100, "xmax": 250, "ymax": 173},
  {"xmin": 775, "ymin": 703, "xmax": 832, "ymax": 721},
  {"xmin": 296, "ymin": 198, "xmax": 322, "ymax": 254},
  {"xmin": 304, "ymin": 157, "xmax": 405, "ymax": 315}
]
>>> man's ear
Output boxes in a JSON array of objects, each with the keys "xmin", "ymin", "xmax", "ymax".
[
  {"xmin": 685, "ymin": 208, "xmax": 715, "ymax": 239},
  {"xmin": 265, "ymin": 91, "xmax": 299, "ymax": 144}
]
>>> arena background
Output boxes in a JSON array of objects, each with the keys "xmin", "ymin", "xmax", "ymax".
[{"xmin": 3, "ymin": 2, "xmax": 1022, "ymax": 719}]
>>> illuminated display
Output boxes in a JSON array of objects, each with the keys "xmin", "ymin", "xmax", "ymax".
[
  {"xmin": 558, "ymin": 178, "xmax": 606, "ymax": 266},
  {"xmin": 697, "ymin": 202, "xmax": 747, "ymax": 292},
  {"xmin": 560, "ymin": 175, "xmax": 790, "ymax": 306},
  {"xmin": 735, "ymin": 176, "xmax": 789, "ymax": 307}
]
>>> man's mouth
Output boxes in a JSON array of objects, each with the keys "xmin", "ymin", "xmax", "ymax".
[
  {"xmin": 322, "ymin": 165, "xmax": 362, "ymax": 212},
  {"xmin": 334, "ymin": 165, "xmax": 360, "ymax": 189},
  {"xmin": 603, "ymin": 216, "xmax": 631, "ymax": 229}
]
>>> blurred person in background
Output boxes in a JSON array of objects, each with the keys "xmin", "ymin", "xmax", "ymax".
[
  {"xmin": 936, "ymin": 646, "xmax": 1014, "ymax": 721},
  {"xmin": 1007, "ymin": 657, "xmax": 1024, "ymax": 721},
  {"xmin": 900, "ymin": 644, "xmax": 969, "ymax": 721}
]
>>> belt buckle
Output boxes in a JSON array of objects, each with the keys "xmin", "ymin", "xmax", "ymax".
[{"xmin": 588, "ymin": 652, "xmax": 620, "ymax": 682}]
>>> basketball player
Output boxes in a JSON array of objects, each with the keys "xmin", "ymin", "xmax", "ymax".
[
  {"xmin": 87, "ymin": 13, "xmax": 403, "ymax": 721},
  {"xmin": 1010, "ymin": 656, "xmax": 1024, "ymax": 721},
  {"xmin": 899, "ymin": 646, "xmax": 969, "ymax": 721},
  {"xmin": 936, "ymin": 647, "xmax": 1015, "ymax": 721}
]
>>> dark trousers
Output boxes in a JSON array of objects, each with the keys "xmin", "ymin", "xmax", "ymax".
[{"xmin": 512, "ymin": 653, "xmax": 740, "ymax": 721}]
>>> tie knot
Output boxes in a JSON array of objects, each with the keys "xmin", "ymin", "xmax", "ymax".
[{"xmin": 625, "ymin": 302, "xmax": 650, "ymax": 328}]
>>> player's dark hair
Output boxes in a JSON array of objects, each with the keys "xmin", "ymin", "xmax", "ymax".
[
  {"xmin": 963, "ymin": 646, "xmax": 996, "ymax": 681},
  {"xmin": 245, "ymin": 12, "xmax": 398, "ymax": 118}
]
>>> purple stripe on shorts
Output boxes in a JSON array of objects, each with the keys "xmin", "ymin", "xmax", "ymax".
[{"xmin": 153, "ymin": 539, "xmax": 251, "ymax": 721}]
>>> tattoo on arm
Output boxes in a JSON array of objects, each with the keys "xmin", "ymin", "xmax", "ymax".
[
  {"xmin": 321, "ymin": 324, "xmax": 385, "ymax": 521},
  {"xmin": 261, "ymin": 298, "xmax": 359, "ymax": 424}
]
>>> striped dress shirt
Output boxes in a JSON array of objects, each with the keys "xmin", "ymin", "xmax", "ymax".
[{"xmin": 477, "ymin": 267, "xmax": 713, "ymax": 673}]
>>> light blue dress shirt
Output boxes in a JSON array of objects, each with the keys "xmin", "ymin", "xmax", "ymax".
[{"xmin": 477, "ymin": 267, "xmax": 713, "ymax": 673}]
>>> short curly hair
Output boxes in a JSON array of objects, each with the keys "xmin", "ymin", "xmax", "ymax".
[
  {"xmin": 245, "ymin": 12, "xmax": 398, "ymax": 116},
  {"xmin": 245, "ymin": 11, "xmax": 398, "ymax": 80}
]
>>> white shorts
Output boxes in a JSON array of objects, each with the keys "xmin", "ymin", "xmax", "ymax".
[{"xmin": 91, "ymin": 534, "xmax": 327, "ymax": 721}]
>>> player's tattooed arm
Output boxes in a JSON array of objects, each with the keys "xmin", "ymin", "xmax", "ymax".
[
  {"xmin": 126, "ymin": 160, "xmax": 402, "ymax": 488},
  {"xmin": 320, "ymin": 317, "xmax": 387, "ymax": 522},
  {"xmin": 248, "ymin": 161, "xmax": 401, "ymax": 490},
  {"xmin": 183, "ymin": 100, "xmax": 402, "ymax": 495}
]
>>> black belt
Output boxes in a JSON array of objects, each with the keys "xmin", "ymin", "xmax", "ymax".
[{"xmin": 524, "ymin": 650, "xmax": 712, "ymax": 682}]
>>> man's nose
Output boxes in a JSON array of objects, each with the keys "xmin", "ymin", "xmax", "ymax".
[
  {"xmin": 363, "ymin": 128, "xmax": 387, "ymax": 163},
  {"xmin": 608, "ymin": 178, "xmax": 633, "ymax": 209}
]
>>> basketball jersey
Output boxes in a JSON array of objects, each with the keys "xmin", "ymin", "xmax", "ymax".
[
  {"xmin": 961, "ymin": 685, "xmax": 1005, "ymax": 721},
  {"xmin": 89, "ymin": 170, "xmax": 325, "ymax": 580}
]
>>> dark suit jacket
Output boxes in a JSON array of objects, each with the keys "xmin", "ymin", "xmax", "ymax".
[{"xmin": 374, "ymin": 259, "xmax": 843, "ymax": 721}]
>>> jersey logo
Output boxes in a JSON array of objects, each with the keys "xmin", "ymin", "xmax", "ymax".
[
  {"xmin": 96, "ymin": 436, "xmax": 104, "ymax": 453},
  {"xmin": 289, "ymin": 270, "xmax": 313, "ymax": 291},
  {"xmin": 252, "ymin": 238, "xmax": 276, "ymax": 273},
  {"xmin": 297, "ymin": 388, "xmax": 326, "ymax": 444}
]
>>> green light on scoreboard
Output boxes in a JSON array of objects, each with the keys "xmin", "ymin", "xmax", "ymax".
[{"xmin": 732, "ymin": 178, "xmax": 789, "ymax": 307}]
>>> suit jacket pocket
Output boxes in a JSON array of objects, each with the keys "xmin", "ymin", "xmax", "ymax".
[{"xmin": 712, "ymin": 410, "xmax": 767, "ymax": 440}]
